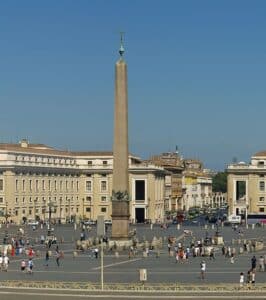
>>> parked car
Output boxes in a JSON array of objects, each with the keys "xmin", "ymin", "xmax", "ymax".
[
  {"xmin": 104, "ymin": 219, "xmax": 112, "ymax": 225},
  {"xmin": 27, "ymin": 220, "xmax": 39, "ymax": 226},
  {"xmin": 82, "ymin": 219, "xmax": 96, "ymax": 225}
]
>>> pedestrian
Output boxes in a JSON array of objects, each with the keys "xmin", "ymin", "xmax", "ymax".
[
  {"xmin": 251, "ymin": 270, "xmax": 256, "ymax": 286},
  {"xmin": 94, "ymin": 247, "xmax": 99, "ymax": 259},
  {"xmin": 0, "ymin": 254, "xmax": 3, "ymax": 271},
  {"xmin": 210, "ymin": 248, "xmax": 215, "ymax": 260},
  {"xmin": 44, "ymin": 250, "xmax": 49, "ymax": 267},
  {"xmin": 3, "ymin": 255, "xmax": 9, "ymax": 272},
  {"xmin": 251, "ymin": 255, "xmax": 257, "ymax": 270},
  {"xmin": 27, "ymin": 258, "xmax": 34, "ymax": 274},
  {"xmin": 246, "ymin": 270, "xmax": 252, "ymax": 289},
  {"xmin": 239, "ymin": 272, "xmax": 244, "ymax": 288},
  {"xmin": 259, "ymin": 256, "xmax": 265, "ymax": 272},
  {"xmin": 167, "ymin": 243, "xmax": 171, "ymax": 256},
  {"xmin": 230, "ymin": 253, "xmax": 235, "ymax": 264},
  {"xmin": 200, "ymin": 260, "xmax": 206, "ymax": 280},
  {"xmin": 55, "ymin": 249, "xmax": 60, "ymax": 267},
  {"xmin": 20, "ymin": 259, "xmax": 26, "ymax": 272}
]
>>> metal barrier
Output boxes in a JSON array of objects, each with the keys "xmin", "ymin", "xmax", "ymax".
[{"xmin": 1, "ymin": 280, "xmax": 266, "ymax": 292}]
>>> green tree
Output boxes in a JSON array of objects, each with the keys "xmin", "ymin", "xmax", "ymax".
[{"xmin": 212, "ymin": 172, "xmax": 227, "ymax": 193}]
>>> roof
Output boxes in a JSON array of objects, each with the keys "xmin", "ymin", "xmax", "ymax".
[
  {"xmin": 0, "ymin": 143, "xmax": 113, "ymax": 157},
  {"xmin": 253, "ymin": 151, "xmax": 266, "ymax": 157}
]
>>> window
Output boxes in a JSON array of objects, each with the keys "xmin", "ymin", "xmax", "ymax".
[
  {"xmin": 71, "ymin": 181, "xmax": 74, "ymax": 190},
  {"xmin": 259, "ymin": 197, "xmax": 265, "ymax": 202},
  {"xmin": 42, "ymin": 180, "xmax": 45, "ymax": 191},
  {"xmin": 66, "ymin": 181, "xmax": 68, "ymax": 190},
  {"xmin": 76, "ymin": 181, "xmax": 79, "ymax": 191},
  {"xmin": 60, "ymin": 180, "xmax": 63, "ymax": 191},
  {"xmin": 22, "ymin": 197, "xmax": 25, "ymax": 203},
  {"xmin": 29, "ymin": 197, "xmax": 32, "ymax": 203},
  {"xmin": 88, "ymin": 161, "xmax": 92, "ymax": 166},
  {"xmin": 101, "ymin": 207, "xmax": 107, "ymax": 213},
  {"xmin": 86, "ymin": 181, "xmax": 92, "ymax": 192},
  {"xmin": 103, "ymin": 161, "xmax": 108, "ymax": 165},
  {"xmin": 86, "ymin": 207, "xmax": 91, "ymax": 212},
  {"xmin": 101, "ymin": 181, "xmax": 107, "ymax": 192},
  {"xmin": 15, "ymin": 197, "xmax": 18, "ymax": 204},
  {"xmin": 29, "ymin": 180, "xmax": 32, "ymax": 191},
  {"xmin": 86, "ymin": 196, "xmax": 92, "ymax": 201},
  {"xmin": 259, "ymin": 181, "xmax": 265, "ymax": 191},
  {"xmin": 22, "ymin": 180, "xmax": 25, "ymax": 191},
  {"xmin": 0, "ymin": 197, "xmax": 3, "ymax": 203},
  {"xmin": 135, "ymin": 180, "xmax": 145, "ymax": 200},
  {"xmin": 258, "ymin": 161, "xmax": 265, "ymax": 166},
  {"xmin": 29, "ymin": 209, "xmax": 32, "ymax": 215},
  {"xmin": 49, "ymin": 180, "xmax": 51, "ymax": 191},
  {"xmin": 259, "ymin": 207, "xmax": 265, "ymax": 212},
  {"xmin": 101, "ymin": 196, "xmax": 107, "ymax": 202},
  {"xmin": 15, "ymin": 179, "xmax": 18, "ymax": 191},
  {"xmin": 55, "ymin": 180, "xmax": 57, "ymax": 191},
  {"xmin": 0, "ymin": 179, "xmax": 3, "ymax": 191},
  {"xmin": 36, "ymin": 180, "xmax": 39, "ymax": 191}
]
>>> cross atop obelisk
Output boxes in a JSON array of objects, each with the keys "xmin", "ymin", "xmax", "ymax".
[{"xmin": 111, "ymin": 34, "xmax": 130, "ymax": 241}]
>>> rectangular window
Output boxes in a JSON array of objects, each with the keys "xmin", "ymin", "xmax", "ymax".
[
  {"xmin": 86, "ymin": 181, "xmax": 92, "ymax": 192},
  {"xmin": 60, "ymin": 180, "xmax": 63, "ymax": 191},
  {"xmin": 76, "ymin": 181, "xmax": 79, "ymax": 191},
  {"xmin": 29, "ymin": 209, "xmax": 32, "ymax": 215},
  {"xmin": 88, "ymin": 161, "xmax": 92, "ymax": 166},
  {"xmin": 259, "ymin": 207, "xmax": 265, "ymax": 212},
  {"xmin": 36, "ymin": 180, "xmax": 39, "ymax": 191},
  {"xmin": 86, "ymin": 196, "xmax": 92, "ymax": 201},
  {"xmin": 66, "ymin": 181, "xmax": 68, "ymax": 191},
  {"xmin": 259, "ymin": 197, "xmax": 265, "ymax": 202},
  {"xmin": 16, "ymin": 179, "xmax": 18, "ymax": 191},
  {"xmin": 55, "ymin": 180, "xmax": 57, "ymax": 191},
  {"xmin": 0, "ymin": 197, "xmax": 3, "ymax": 203},
  {"xmin": 29, "ymin": 180, "xmax": 32, "ymax": 191},
  {"xmin": 259, "ymin": 181, "xmax": 265, "ymax": 191},
  {"xmin": 101, "ymin": 207, "xmax": 107, "ymax": 213},
  {"xmin": 103, "ymin": 161, "xmax": 108, "ymax": 165},
  {"xmin": 0, "ymin": 179, "xmax": 3, "ymax": 191},
  {"xmin": 101, "ymin": 181, "xmax": 107, "ymax": 192},
  {"xmin": 86, "ymin": 207, "xmax": 91, "ymax": 212},
  {"xmin": 49, "ymin": 180, "xmax": 51, "ymax": 191},
  {"xmin": 135, "ymin": 180, "xmax": 145, "ymax": 200},
  {"xmin": 15, "ymin": 197, "xmax": 18, "ymax": 204},
  {"xmin": 42, "ymin": 180, "xmax": 45, "ymax": 191},
  {"xmin": 22, "ymin": 197, "xmax": 25, "ymax": 203},
  {"xmin": 71, "ymin": 181, "xmax": 74, "ymax": 190},
  {"xmin": 101, "ymin": 196, "xmax": 107, "ymax": 202}
]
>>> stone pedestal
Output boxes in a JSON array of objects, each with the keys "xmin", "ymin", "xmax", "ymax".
[
  {"xmin": 213, "ymin": 236, "xmax": 224, "ymax": 245},
  {"xmin": 111, "ymin": 200, "xmax": 130, "ymax": 240}
]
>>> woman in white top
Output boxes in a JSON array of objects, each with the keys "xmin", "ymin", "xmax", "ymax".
[{"xmin": 239, "ymin": 272, "xmax": 244, "ymax": 288}]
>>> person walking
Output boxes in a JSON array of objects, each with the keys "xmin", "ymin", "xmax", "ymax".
[
  {"xmin": 27, "ymin": 258, "xmax": 34, "ymax": 274},
  {"xmin": 239, "ymin": 272, "xmax": 244, "ymax": 288},
  {"xmin": 259, "ymin": 256, "xmax": 265, "ymax": 272},
  {"xmin": 251, "ymin": 270, "xmax": 256, "ymax": 286},
  {"xmin": 55, "ymin": 249, "xmax": 61, "ymax": 267},
  {"xmin": 251, "ymin": 255, "xmax": 257, "ymax": 271},
  {"xmin": 20, "ymin": 259, "xmax": 26, "ymax": 272},
  {"xmin": 3, "ymin": 255, "xmax": 9, "ymax": 272},
  {"xmin": 200, "ymin": 260, "xmax": 206, "ymax": 280},
  {"xmin": 44, "ymin": 250, "xmax": 49, "ymax": 267}
]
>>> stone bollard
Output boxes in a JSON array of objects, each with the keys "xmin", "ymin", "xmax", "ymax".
[
  {"xmin": 204, "ymin": 224, "xmax": 208, "ymax": 230},
  {"xmin": 212, "ymin": 224, "xmax": 214, "ymax": 230},
  {"xmin": 177, "ymin": 224, "xmax": 180, "ymax": 230},
  {"xmin": 239, "ymin": 247, "xmax": 243, "ymax": 254},
  {"xmin": 36, "ymin": 250, "xmax": 40, "ymax": 257},
  {"xmin": 115, "ymin": 251, "xmax": 119, "ymax": 258},
  {"xmin": 73, "ymin": 251, "xmax": 78, "ymax": 258},
  {"xmin": 252, "ymin": 224, "xmax": 255, "ymax": 230},
  {"xmin": 143, "ymin": 251, "xmax": 148, "ymax": 258},
  {"xmin": 232, "ymin": 239, "xmax": 235, "ymax": 245}
]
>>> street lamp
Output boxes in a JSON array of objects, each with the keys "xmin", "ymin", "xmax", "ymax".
[
  {"xmin": 82, "ymin": 198, "xmax": 84, "ymax": 220},
  {"xmin": 68, "ymin": 199, "xmax": 71, "ymax": 222},
  {"xmin": 245, "ymin": 204, "xmax": 249, "ymax": 229},
  {"xmin": 48, "ymin": 200, "xmax": 54, "ymax": 230},
  {"xmin": 59, "ymin": 197, "xmax": 62, "ymax": 224}
]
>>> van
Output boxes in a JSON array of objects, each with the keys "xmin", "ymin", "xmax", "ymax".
[{"xmin": 228, "ymin": 215, "xmax": 241, "ymax": 224}]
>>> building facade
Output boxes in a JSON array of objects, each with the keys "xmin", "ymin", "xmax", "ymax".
[
  {"xmin": 227, "ymin": 151, "xmax": 266, "ymax": 216},
  {"xmin": 0, "ymin": 140, "xmax": 165, "ymax": 224}
]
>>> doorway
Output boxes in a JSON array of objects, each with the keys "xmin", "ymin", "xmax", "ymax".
[{"xmin": 135, "ymin": 208, "xmax": 145, "ymax": 223}]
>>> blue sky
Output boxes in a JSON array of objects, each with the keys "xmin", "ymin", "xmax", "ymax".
[{"xmin": 0, "ymin": 1, "xmax": 265, "ymax": 170}]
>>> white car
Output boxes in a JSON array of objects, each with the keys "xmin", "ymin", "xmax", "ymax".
[
  {"xmin": 104, "ymin": 219, "xmax": 112, "ymax": 225},
  {"xmin": 27, "ymin": 220, "xmax": 39, "ymax": 226},
  {"xmin": 83, "ymin": 220, "xmax": 96, "ymax": 225}
]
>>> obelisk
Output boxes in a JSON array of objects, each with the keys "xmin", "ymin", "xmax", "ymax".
[{"xmin": 111, "ymin": 34, "xmax": 130, "ymax": 241}]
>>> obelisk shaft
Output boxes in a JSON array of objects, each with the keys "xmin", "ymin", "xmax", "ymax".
[
  {"xmin": 111, "ymin": 57, "xmax": 130, "ymax": 240},
  {"xmin": 113, "ymin": 59, "xmax": 129, "ymax": 191}
]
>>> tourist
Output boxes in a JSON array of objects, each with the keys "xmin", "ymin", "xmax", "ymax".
[
  {"xmin": 251, "ymin": 270, "xmax": 256, "ymax": 286},
  {"xmin": 239, "ymin": 272, "xmax": 244, "ymax": 288},
  {"xmin": 259, "ymin": 256, "xmax": 265, "ymax": 272},
  {"xmin": 200, "ymin": 260, "xmax": 206, "ymax": 280},
  {"xmin": 20, "ymin": 259, "xmax": 26, "ymax": 272},
  {"xmin": 55, "ymin": 249, "xmax": 61, "ymax": 266},
  {"xmin": 27, "ymin": 258, "xmax": 34, "ymax": 274},
  {"xmin": 45, "ymin": 250, "xmax": 49, "ymax": 267},
  {"xmin": 3, "ymin": 255, "xmax": 9, "ymax": 272},
  {"xmin": 251, "ymin": 255, "xmax": 257, "ymax": 270}
]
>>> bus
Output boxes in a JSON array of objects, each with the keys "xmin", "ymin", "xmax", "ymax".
[{"xmin": 247, "ymin": 214, "xmax": 266, "ymax": 225}]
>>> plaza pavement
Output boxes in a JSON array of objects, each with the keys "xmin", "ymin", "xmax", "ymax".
[{"xmin": 0, "ymin": 223, "xmax": 265, "ymax": 286}]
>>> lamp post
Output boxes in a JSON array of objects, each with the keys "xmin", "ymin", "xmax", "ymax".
[
  {"xmin": 68, "ymin": 199, "xmax": 71, "ymax": 222},
  {"xmin": 48, "ymin": 201, "xmax": 54, "ymax": 230},
  {"xmin": 82, "ymin": 198, "xmax": 84, "ymax": 220},
  {"xmin": 5, "ymin": 201, "xmax": 8, "ymax": 225},
  {"xmin": 245, "ymin": 204, "xmax": 249, "ymax": 229},
  {"xmin": 59, "ymin": 198, "xmax": 62, "ymax": 224}
]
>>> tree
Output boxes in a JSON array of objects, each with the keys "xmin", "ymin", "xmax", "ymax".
[{"xmin": 212, "ymin": 172, "xmax": 227, "ymax": 193}]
